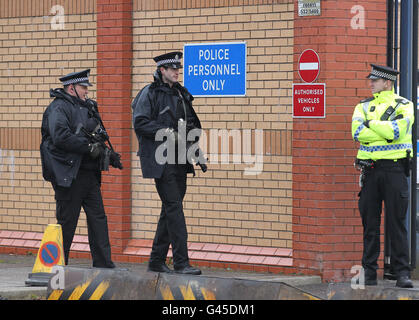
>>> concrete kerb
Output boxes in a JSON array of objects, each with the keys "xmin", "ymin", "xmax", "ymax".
[
  {"xmin": 44, "ymin": 266, "xmax": 419, "ymax": 300},
  {"xmin": 46, "ymin": 266, "xmax": 323, "ymax": 300},
  {"xmin": 328, "ymin": 282, "xmax": 419, "ymax": 300}
]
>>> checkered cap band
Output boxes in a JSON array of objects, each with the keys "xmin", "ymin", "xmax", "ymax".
[
  {"xmin": 156, "ymin": 59, "xmax": 180, "ymax": 67},
  {"xmin": 62, "ymin": 77, "xmax": 89, "ymax": 86},
  {"xmin": 370, "ymin": 69, "xmax": 397, "ymax": 81}
]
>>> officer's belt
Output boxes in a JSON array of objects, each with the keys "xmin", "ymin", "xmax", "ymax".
[
  {"xmin": 374, "ymin": 158, "xmax": 406, "ymax": 167},
  {"xmin": 356, "ymin": 158, "xmax": 406, "ymax": 169}
]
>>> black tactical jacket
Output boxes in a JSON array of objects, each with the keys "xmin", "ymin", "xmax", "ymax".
[
  {"xmin": 132, "ymin": 71, "xmax": 201, "ymax": 179},
  {"xmin": 40, "ymin": 88, "xmax": 99, "ymax": 187}
]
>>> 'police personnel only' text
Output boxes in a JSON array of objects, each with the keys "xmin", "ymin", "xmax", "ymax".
[{"xmin": 184, "ymin": 42, "xmax": 246, "ymax": 96}]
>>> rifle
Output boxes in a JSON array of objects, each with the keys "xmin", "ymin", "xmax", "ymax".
[
  {"xmin": 77, "ymin": 120, "xmax": 123, "ymax": 171},
  {"xmin": 160, "ymin": 106, "xmax": 207, "ymax": 173}
]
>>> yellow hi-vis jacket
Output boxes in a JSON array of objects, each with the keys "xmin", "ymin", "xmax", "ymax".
[{"xmin": 351, "ymin": 89, "xmax": 414, "ymax": 161}]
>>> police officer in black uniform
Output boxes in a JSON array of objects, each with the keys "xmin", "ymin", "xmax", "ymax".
[
  {"xmin": 41, "ymin": 69, "xmax": 122, "ymax": 268},
  {"xmin": 132, "ymin": 52, "xmax": 204, "ymax": 275},
  {"xmin": 352, "ymin": 64, "xmax": 414, "ymax": 288}
]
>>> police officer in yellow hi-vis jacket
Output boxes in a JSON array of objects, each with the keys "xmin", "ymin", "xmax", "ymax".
[{"xmin": 352, "ymin": 64, "xmax": 414, "ymax": 288}]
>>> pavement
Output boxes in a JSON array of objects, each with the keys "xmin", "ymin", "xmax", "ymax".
[{"xmin": 0, "ymin": 252, "xmax": 324, "ymax": 300}]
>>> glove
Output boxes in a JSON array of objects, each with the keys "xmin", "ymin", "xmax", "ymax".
[
  {"xmin": 89, "ymin": 142, "xmax": 104, "ymax": 159},
  {"xmin": 110, "ymin": 151, "xmax": 123, "ymax": 170},
  {"xmin": 86, "ymin": 118, "xmax": 100, "ymax": 133}
]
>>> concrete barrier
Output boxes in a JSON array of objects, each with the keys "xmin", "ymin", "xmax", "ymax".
[
  {"xmin": 327, "ymin": 283, "xmax": 419, "ymax": 300},
  {"xmin": 46, "ymin": 266, "xmax": 321, "ymax": 300}
]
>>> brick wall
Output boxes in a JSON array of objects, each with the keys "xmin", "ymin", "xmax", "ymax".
[
  {"xmin": 0, "ymin": 0, "xmax": 393, "ymax": 281},
  {"xmin": 97, "ymin": 0, "xmax": 133, "ymax": 253},
  {"xmin": 292, "ymin": 0, "xmax": 388, "ymax": 281},
  {"xmin": 131, "ymin": 2, "xmax": 295, "ymax": 249},
  {"xmin": 0, "ymin": 3, "xmax": 97, "ymax": 235}
]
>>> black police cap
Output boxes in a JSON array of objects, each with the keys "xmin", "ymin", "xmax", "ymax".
[
  {"xmin": 59, "ymin": 69, "xmax": 92, "ymax": 86},
  {"xmin": 367, "ymin": 64, "xmax": 399, "ymax": 81},
  {"xmin": 153, "ymin": 51, "xmax": 183, "ymax": 69}
]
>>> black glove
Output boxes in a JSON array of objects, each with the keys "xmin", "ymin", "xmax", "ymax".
[
  {"xmin": 89, "ymin": 142, "xmax": 104, "ymax": 159},
  {"xmin": 110, "ymin": 151, "xmax": 123, "ymax": 170},
  {"xmin": 86, "ymin": 118, "xmax": 100, "ymax": 133}
]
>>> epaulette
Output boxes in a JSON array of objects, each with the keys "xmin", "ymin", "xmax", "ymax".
[
  {"xmin": 360, "ymin": 97, "xmax": 374, "ymax": 103},
  {"xmin": 395, "ymin": 98, "xmax": 410, "ymax": 105}
]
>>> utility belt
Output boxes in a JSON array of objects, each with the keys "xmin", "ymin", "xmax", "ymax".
[
  {"xmin": 355, "ymin": 158, "xmax": 408, "ymax": 169},
  {"xmin": 355, "ymin": 154, "xmax": 411, "ymax": 181}
]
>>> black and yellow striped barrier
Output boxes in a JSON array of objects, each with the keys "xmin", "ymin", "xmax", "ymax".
[
  {"xmin": 47, "ymin": 269, "xmax": 113, "ymax": 300},
  {"xmin": 48, "ymin": 269, "xmax": 112, "ymax": 300},
  {"xmin": 46, "ymin": 266, "xmax": 321, "ymax": 300}
]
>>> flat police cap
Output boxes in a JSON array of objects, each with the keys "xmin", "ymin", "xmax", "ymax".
[
  {"xmin": 153, "ymin": 51, "xmax": 183, "ymax": 69},
  {"xmin": 367, "ymin": 64, "xmax": 399, "ymax": 81},
  {"xmin": 59, "ymin": 69, "xmax": 92, "ymax": 86}
]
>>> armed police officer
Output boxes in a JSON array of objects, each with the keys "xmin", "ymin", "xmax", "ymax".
[
  {"xmin": 132, "ymin": 51, "xmax": 205, "ymax": 275},
  {"xmin": 352, "ymin": 64, "xmax": 414, "ymax": 288},
  {"xmin": 41, "ymin": 69, "xmax": 123, "ymax": 268}
]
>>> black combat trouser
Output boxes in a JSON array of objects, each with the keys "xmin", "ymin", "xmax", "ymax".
[
  {"xmin": 150, "ymin": 164, "xmax": 189, "ymax": 269},
  {"xmin": 358, "ymin": 159, "xmax": 410, "ymax": 279},
  {"xmin": 53, "ymin": 169, "xmax": 114, "ymax": 268}
]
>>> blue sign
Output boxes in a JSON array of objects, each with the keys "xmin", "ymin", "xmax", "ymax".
[{"xmin": 183, "ymin": 42, "xmax": 246, "ymax": 97}]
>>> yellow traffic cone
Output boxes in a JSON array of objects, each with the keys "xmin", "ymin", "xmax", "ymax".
[{"xmin": 25, "ymin": 224, "xmax": 65, "ymax": 286}]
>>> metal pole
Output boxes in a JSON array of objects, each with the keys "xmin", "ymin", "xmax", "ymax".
[
  {"xmin": 394, "ymin": 0, "xmax": 399, "ymax": 94},
  {"xmin": 400, "ymin": 0, "xmax": 413, "ymax": 98},
  {"xmin": 410, "ymin": 0, "xmax": 417, "ymax": 270},
  {"xmin": 384, "ymin": 0, "xmax": 395, "ymax": 280},
  {"xmin": 387, "ymin": 0, "xmax": 394, "ymax": 67},
  {"xmin": 400, "ymin": 0, "xmax": 414, "ymax": 268}
]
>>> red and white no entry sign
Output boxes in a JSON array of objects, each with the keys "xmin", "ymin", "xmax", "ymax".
[{"xmin": 298, "ymin": 49, "xmax": 320, "ymax": 83}]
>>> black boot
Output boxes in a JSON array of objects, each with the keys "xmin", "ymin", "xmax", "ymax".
[
  {"xmin": 364, "ymin": 270, "xmax": 377, "ymax": 286},
  {"xmin": 148, "ymin": 263, "xmax": 173, "ymax": 273},
  {"xmin": 396, "ymin": 276, "xmax": 413, "ymax": 288},
  {"xmin": 174, "ymin": 265, "xmax": 202, "ymax": 275}
]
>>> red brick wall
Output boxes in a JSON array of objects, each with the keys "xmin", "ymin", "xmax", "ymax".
[
  {"xmin": 292, "ymin": 0, "xmax": 388, "ymax": 281},
  {"xmin": 97, "ymin": 0, "xmax": 133, "ymax": 254}
]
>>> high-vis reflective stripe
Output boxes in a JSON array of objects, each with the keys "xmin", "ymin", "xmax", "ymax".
[
  {"xmin": 362, "ymin": 101, "xmax": 370, "ymax": 115},
  {"xmin": 354, "ymin": 123, "xmax": 365, "ymax": 142},
  {"xmin": 352, "ymin": 101, "xmax": 370, "ymax": 143},
  {"xmin": 391, "ymin": 120, "xmax": 400, "ymax": 140},
  {"xmin": 359, "ymin": 143, "xmax": 412, "ymax": 153},
  {"xmin": 405, "ymin": 118, "xmax": 411, "ymax": 135}
]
